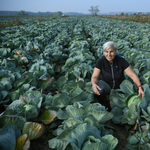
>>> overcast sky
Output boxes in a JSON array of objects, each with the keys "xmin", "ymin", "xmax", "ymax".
[{"xmin": 0, "ymin": 0, "xmax": 150, "ymax": 14}]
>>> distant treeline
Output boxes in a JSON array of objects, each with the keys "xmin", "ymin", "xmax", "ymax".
[
  {"xmin": 0, "ymin": 10, "xmax": 59, "ymax": 16},
  {"xmin": 0, "ymin": 10, "xmax": 85, "ymax": 16}
]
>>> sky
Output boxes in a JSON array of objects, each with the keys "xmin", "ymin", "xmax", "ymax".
[{"xmin": 0, "ymin": 0, "xmax": 150, "ymax": 14}]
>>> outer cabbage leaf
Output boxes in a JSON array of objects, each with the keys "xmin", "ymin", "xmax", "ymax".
[
  {"xmin": 122, "ymin": 104, "xmax": 139, "ymax": 125},
  {"xmin": 51, "ymin": 92, "xmax": 70, "ymax": 108},
  {"xmin": 22, "ymin": 122, "xmax": 45, "ymax": 140},
  {"xmin": 0, "ymin": 115, "xmax": 26, "ymax": 130},
  {"xmin": 120, "ymin": 80, "xmax": 134, "ymax": 95},
  {"xmin": 69, "ymin": 123, "xmax": 101, "ymax": 149},
  {"xmin": 0, "ymin": 123, "xmax": 21, "ymax": 150},
  {"xmin": 126, "ymin": 122, "xmax": 150, "ymax": 150}
]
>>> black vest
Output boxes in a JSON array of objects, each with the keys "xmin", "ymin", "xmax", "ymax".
[{"xmin": 95, "ymin": 55, "xmax": 129, "ymax": 89}]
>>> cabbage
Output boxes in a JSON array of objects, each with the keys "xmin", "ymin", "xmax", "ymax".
[
  {"xmin": 128, "ymin": 95, "xmax": 142, "ymax": 107},
  {"xmin": 109, "ymin": 80, "xmax": 144, "ymax": 125}
]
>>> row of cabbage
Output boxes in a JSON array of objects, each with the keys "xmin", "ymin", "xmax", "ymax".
[
  {"xmin": 0, "ymin": 17, "xmax": 74, "ymax": 149},
  {"xmin": 0, "ymin": 17, "xmax": 118, "ymax": 150},
  {"xmin": 83, "ymin": 17, "xmax": 150, "ymax": 150},
  {"xmin": 0, "ymin": 17, "xmax": 77, "ymax": 149},
  {"xmin": 47, "ymin": 18, "xmax": 118, "ymax": 150}
]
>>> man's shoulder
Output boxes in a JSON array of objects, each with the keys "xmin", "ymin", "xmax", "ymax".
[
  {"xmin": 98, "ymin": 56, "xmax": 106, "ymax": 61},
  {"xmin": 115, "ymin": 55, "xmax": 126, "ymax": 61},
  {"xmin": 115, "ymin": 55, "xmax": 129, "ymax": 66}
]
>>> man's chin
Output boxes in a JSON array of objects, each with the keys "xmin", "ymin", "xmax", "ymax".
[{"xmin": 107, "ymin": 58, "xmax": 112, "ymax": 61}]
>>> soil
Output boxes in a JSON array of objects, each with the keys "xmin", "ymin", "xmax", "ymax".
[
  {"xmin": 107, "ymin": 120, "xmax": 129, "ymax": 150},
  {"xmin": 30, "ymin": 126, "xmax": 54, "ymax": 150}
]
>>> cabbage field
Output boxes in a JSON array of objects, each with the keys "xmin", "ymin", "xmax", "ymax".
[{"xmin": 0, "ymin": 16, "xmax": 150, "ymax": 150}]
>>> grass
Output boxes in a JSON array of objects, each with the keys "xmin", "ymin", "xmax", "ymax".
[
  {"xmin": 0, "ymin": 15, "xmax": 52, "ymax": 28},
  {"xmin": 98, "ymin": 14, "xmax": 150, "ymax": 23},
  {"xmin": 61, "ymin": 15, "xmax": 69, "ymax": 18},
  {"xmin": 0, "ymin": 18, "xmax": 24, "ymax": 28}
]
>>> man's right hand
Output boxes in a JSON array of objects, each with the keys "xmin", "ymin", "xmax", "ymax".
[{"xmin": 92, "ymin": 84, "xmax": 101, "ymax": 95}]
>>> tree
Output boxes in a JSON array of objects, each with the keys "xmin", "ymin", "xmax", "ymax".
[
  {"xmin": 53, "ymin": 11, "xmax": 63, "ymax": 17},
  {"xmin": 17, "ymin": 10, "xmax": 28, "ymax": 16},
  {"xmin": 138, "ymin": 12, "xmax": 142, "ymax": 15},
  {"xmin": 88, "ymin": 5, "xmax": 100, "ymax": 16},
  {"xmin": 120, "ymin": 12, "xmax": 124, "ymax": 16}
]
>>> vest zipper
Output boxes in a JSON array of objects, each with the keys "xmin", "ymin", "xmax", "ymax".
[{"xmin": 110, "ymin": 63, "xmax": 115, "ymax": 89}]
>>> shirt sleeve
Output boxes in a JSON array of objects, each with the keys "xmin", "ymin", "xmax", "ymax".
[
  {"xmin": 122, "ymin": 57, "xmax": 130, "ymax": 70},
  {"xmin": 95, "ymin": 58, "xmax": 101, "ymax": 70}
]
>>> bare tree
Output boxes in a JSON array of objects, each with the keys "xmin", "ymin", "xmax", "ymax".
[
  {"xmin": 94, "ymin": 5, "xmax": 100, "ymax": 15},
  {"xmin": 88, "ymin": 6, "xmax": 94, "ymax": 15},
  {"xmin": 88, "ymin": 5, "xmax": 100, "ymax": 16}
]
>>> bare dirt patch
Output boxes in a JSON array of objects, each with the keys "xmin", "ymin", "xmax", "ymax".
[{"xmin": 107, "ymin": 119, "xmax": 129, "ymax": 150}]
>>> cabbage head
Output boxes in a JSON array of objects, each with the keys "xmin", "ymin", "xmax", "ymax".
[{"xmin": 127, "ymin": 94, "xmax": 142, "ymax": 108}]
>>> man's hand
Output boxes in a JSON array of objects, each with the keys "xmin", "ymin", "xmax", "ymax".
[{"xmin": 92, "ymin": 84, "xmax": 101, "ymax": 95}]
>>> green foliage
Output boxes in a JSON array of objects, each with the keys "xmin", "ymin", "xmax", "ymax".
[
  {"xmin": 49, "ymin": 102, "xmax": 116, "ymax": 150},
  {"xmin": 0, "ymin": 16, "xmax": 150, "ymax": 150},
  {"xmin": 109, "ymin": 80, "xmax": 144, "ymax": 125},
  {"xmin": 126, "ymin": 122, "xmax": 150, "ymax": 150},
  {"xmin": 53, "ymin": 11, "xmax": 63, "ymax": 17}
]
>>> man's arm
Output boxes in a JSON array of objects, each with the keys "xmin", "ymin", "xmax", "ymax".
[
  {"xmin": 124, "ymin": 66, "xmax": 144, "ymax": 98},
  {"xmin": 91, "ymin": 67, "xmax": 101, "ymax": 95}
]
